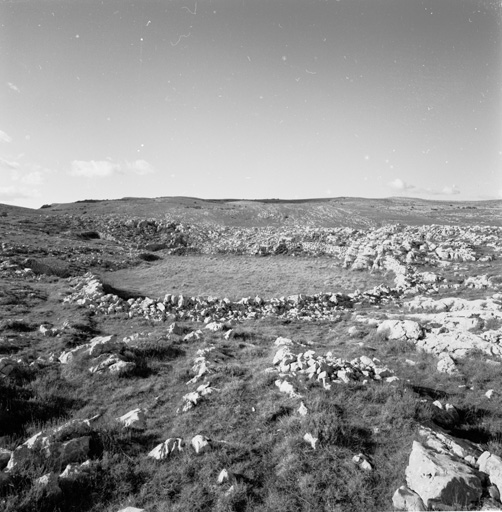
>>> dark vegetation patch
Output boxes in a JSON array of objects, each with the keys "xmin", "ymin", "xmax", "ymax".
[
  {"xmin": 137, "ymin": 252, "xmax": 162, "ymax": 262},
  {"xmin": 100, "ymin": 281, "xmax": 145, "ymax": 301},
  {"xmin": 0, "ymin": 370, "xmax": 83, "ymax": 442},
  {"xmin": 77, "ymin": 231, "xmax": 101, "ymax": 240},
  {"xmin": 143, "ymin": 243, "xmax": 166, "ymax": 252},
  {"xmin": 0, "ymin": 319, "xmax": 36, "ymax": 333},
  {"xmin": 23, "ymin": 257, "xmax": 72, "ymax": 278}
]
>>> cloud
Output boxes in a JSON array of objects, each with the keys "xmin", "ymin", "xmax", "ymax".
[
  {"xmin": 70, "ymin": 159, "xmax": 155, "ymax": 177},
  {"xmin": 124, "ymin": 159, "xmax": 155, "ymax": 175},
  {"xmin": 0, "ymin": 158, "xmax": 20, "ymax": 170},
  {"xmin": 70, "ymin": 160, "xmax": 121, "ymax": 177},
  {"xmin": 389, "ymin": 178, "xmax": 416, "ymax": 191},
  {"xmin": 389, "ymin": 178, "xmax": 461, "ymax": 197},
  {"xmin": 0, "ymin": 130, "xmax": 12, "ymax": 143},
  {"xmin": 3, "ymin": 157, "xmax": 53, "ymax": 185},
  {"xmin": 441, "ymin": 185, "xmax": 460, "ymax": 196},
  {"xmin": 21, "ymin": 171, "xmax": 44, "ymax": 186},
  {"xmin": 0, "ymin": 186, "xmax": 39, "ymax": 201},
  {"xmin": 7, "ymin": 82, "xmax": 20, "ymax": 93}
]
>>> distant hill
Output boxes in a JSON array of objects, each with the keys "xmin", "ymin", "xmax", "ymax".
[{"xmin": 1, "ymin": 196, "xmax": 501, "ymax": 228}]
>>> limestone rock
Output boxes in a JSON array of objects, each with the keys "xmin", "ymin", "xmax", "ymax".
[
  {"xmin": 405, "ymin": 441, "xmax": 483, "ymax": 508},
  {"xmin": 0, "ymin": 448, "xmax": 12, "ymax": 470},
  {"xmin": 418, "ymin": 426, "xmax": 482, "ymax": 463},
  {"xmin": 6, "ymin": 445, "xmax": 31, "ymax": 471},
  {"xmin": 377, "ymin": 320, "xmax": 423, "ymax": 341},
  {"xmin": 437, "ymin": 354, "xmax": 459, "ymax": 375},
  {"xmin": 419, "ymin": 331, "xmax": 502, "ymax": 359},
  {"xmin": 191, "ymin": 435, "xmax": 211, "ymax": 454},
  {"xmin": 59, "ymin": 460, "xmax": 92, "ymax": 484},
  {"xmin": 109, "ymin": 360, "xmax": 136, "ymax": 374},
  {"xmin": 353, "ymin": 453, "xmax": 372, "ymax": 471},
  {"xmin": 87, "ymin": 335, "xmax": 118, "ymax": 356},
  {"xmin": 148, "ymin": 438, "xmax": 183, "ymax": 460},
  {"xmin": 273, "ymin": 346, "xmax": 295, "ymax": 366},
  {"xmin": 480, "ymin": 498, "xmax": 502, "ymax": 510},
  {"xmin": 60, "ymin": 436, "xmax": 90, "ymax": 466},
  {"xmin": 274, "ymin": 336, "xmax": 294, "ymax": 346},
  {"xmin": 478, "ymin": 451, "xmax": 502, "ymax": 496},
  {"xmin": 184, "ymin": 329, "xmax": 203, "ymax": 341},
  {"xmin": 303, "ymin": 433, "xmax": 318, "ymax": 450},
  {"xmin": 117, "ymin": 408, "xmax": 147, "ymax": 430},
  {"xmin": 35, "ymin": 472, "xmax": 62, "ymax": 501},
  {"xmin": 217, "ymin": 469, "xmax": 234, "ymax": 485},
  {"xmin": 392, "ymin": 485, "xmax": 426, "ymax": 511},
  {"xmin": 298, "ymin": 402, "xmax": 308, "ymax": 416},
  {"xmin": 205, "ymin": 322, "xmax": 224, "ymax": 332},
  {"xmin": 275, "ymin": 379, "xmax": 300, "ymax": 398}
]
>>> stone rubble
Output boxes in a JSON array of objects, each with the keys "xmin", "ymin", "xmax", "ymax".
[
  {"xmin": 57, "ymin": 334, "xmax": 137, "ymax": 375},
  {"xmin": 272, "ymin": 342, "xmax": 398, "ymax": 387},
  {"xmin": 5, "ymin": 417, "xmax": 98, "ymax": 472},
  {"xmin": 177, "ymin": 382, "xmax": 216, "ymax": 414}
]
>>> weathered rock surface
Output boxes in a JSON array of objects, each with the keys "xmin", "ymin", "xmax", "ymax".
[
  {"xmin": 191, "ymin": 435, "xmax": 211, "ymax": 454},
  {"xmin": 392, "ymin": 485, "xmax": 427, "ymax": 511},
  {"xmin": 116, "ymin": 408, "xmax": 147, "ymax": 430},
  {"xmin": 405, "ymin": 441, "xmax": 483, "ymax": 509},
  {"xmin": 377, "ymin": 320, "xmax": 424, "ymax": 341},
  {"xmin": 478, "ymin": 451, "xmax": 502, "ymax": 496},
  {"xmin": 147, "ymin": 438, "xmax": 184, "ymax": 460}
]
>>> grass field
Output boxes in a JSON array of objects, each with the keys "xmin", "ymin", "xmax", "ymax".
[{"xmin": 101, "ymin": 255, "xmax": 396, "ymax": 301}]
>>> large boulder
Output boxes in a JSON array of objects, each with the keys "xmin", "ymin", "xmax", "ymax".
[
  {"xmin": 191, "ymin": 435, "xmax": 211, "ymax": 454},
  {"xmin": 405, "ymin": 441, "xmax": 483, "ymax": 509},
  {"xmin": 478, "ymin": 451, "xmax": 502, "ymax": 495},
  {"xmin": 35, "ymin": 472, "xmax": 63, "ymax": 502},
  {"xmin": 419, "ymin": 331, "xmax": 502, "ymax": 359},
  {"xmin": 116, "ymin": 408, "xmax": 147, "ymax": 430},
  {"xmin": 87, "ymin": 335, "xmax": 118, "ymax": 357},
  {"xmin": 148, "ymin": 438, "xmax": 183, "ymax": 460},
  {"xmin": 419, "ymin": 425, "xmax": 482, "ymax": 464},
  {"xmin": 377, "ymin": 320, "xmax": 423, "ymax": 341},
  {"xmin": 0, "ymin": 448, "xmax": 12, "ymax": 470},
  {"xmin": 392, "ymin": 485, "xmax": 426, "ymax": 511}
]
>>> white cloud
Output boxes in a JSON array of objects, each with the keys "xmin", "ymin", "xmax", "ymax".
[
  {"xmin": 21, "ymin": 171, "xmax": 44, "ymax": 186},
  {"xmin": 70, "ymin": 159, "xmax": 155, "ymax": 178},
  {"xmin": 0, "ymin": 130, "xmax": 13, "ymax": 143},
  {"xmin": 124, "ymin": 159, "xmax": 155, "ymax": 175},
  {"xmin": 441, "ymin": 185, "xmax": 460, "ymax": 196},
  {"xmin": 7, "ymin": 82, "xmax": 20, "ymax": 93},
  {"xmin": 70, "ymin": 160, "xmax": 121, "ymax": 177},
  {"xmin": 0, "ymin": 158, "xmax": 20, "ymax": 170},
  {"xmin": 3, "ymin": 157, "xmax": 53, "ymax": 185},
  {"xmin": 389, "ymin": 178, "xmax": 416, "ymax": 191},
  {"xmin": 0, "ymin": 186, "xmax": 39, "ymax": 201}
]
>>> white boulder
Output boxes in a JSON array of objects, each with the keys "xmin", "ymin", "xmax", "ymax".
[
  {"xmin": 405, "ymin": 441, "xmax": 483, "ymax": 508},
  {"xmin": 147, "ymin": 438, "xmax": 183, "ymax": 460}
]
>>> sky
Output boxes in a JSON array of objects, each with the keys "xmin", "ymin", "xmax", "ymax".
[{"xmin": 1, "ymin": 0, "xmax": 501, "ymax": 208}]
